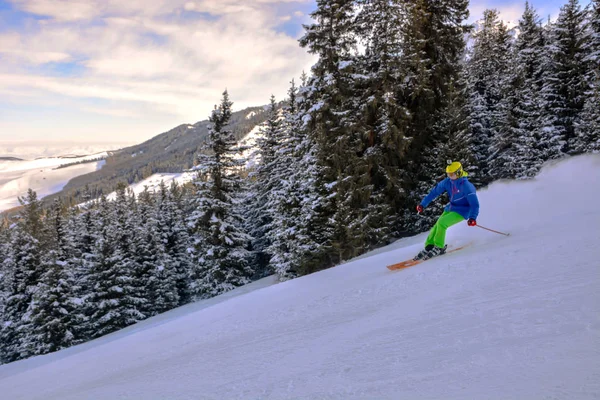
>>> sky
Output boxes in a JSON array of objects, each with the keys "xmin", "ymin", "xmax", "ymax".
[{"xmin": 0, "ymin": 0, "xmax": 587, "ymax": 146}]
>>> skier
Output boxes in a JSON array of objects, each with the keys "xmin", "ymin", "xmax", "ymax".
[{"xmin": 414, "ymin": 161, "xmax": 479, "ymax": 260}]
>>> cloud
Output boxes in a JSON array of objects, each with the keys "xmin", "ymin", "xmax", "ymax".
[
  {"xmin": 80, "ymin": 106, "xmax": 145, "ymax": 118},
  {"xmin": 11, "ymin": 0, "xmax": 100, "ymax": 21},
  {"xmin": 0, "ymin": 0, "xmax": 317, "ymax": 143}
]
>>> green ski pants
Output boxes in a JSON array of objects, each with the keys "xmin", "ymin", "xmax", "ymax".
[{"xmin": 425, "ymin": 211, "xmax": 465, "ymax": 248}]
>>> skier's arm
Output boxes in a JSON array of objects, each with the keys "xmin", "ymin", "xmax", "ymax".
[
  {"xmin": 420, "ymin": 179, "xmax": 448, "ymax": 208},
  {"xmin": 466, "ymin": 187, "xmax": 480, "ymax": 220}
]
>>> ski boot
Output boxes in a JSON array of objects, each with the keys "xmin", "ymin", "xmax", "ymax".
[
  {"xmin": 413, "ymin": 244, "xmax": 435, "ymax": 261},
  {"xmin": 422, "ymin": 244, "xmax": 448, "ymax": 260}
]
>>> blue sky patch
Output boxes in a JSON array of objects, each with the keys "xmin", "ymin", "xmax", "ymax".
[
  {"xmin": 26, "ymin": 61, "xmax": 87, "ymax": 78},
  {"xmin": 0, "ymin": 2, "xmax": 50, "ymax": 32}
]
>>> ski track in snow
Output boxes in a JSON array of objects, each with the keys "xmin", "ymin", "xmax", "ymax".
[{"xmin": 0, "ymin": 155, "xmax": 599, "ymax": 399}]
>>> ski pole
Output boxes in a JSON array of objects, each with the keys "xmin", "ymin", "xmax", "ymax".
[{"xmin": 476, "ymin": 224, "xmax": 510, "ymax": 236}]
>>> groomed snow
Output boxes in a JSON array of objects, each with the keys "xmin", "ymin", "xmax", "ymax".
[{"xmin": 0, "ymin": 155, "xmax": 599, "ymax": 399}]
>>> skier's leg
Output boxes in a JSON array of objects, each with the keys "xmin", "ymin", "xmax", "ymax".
[
  {"xmin": 424, "ymin": 212, "xmax": 446, "ymax": 248},
  {"xmin": 432, "ymin": 211, "xmax": 465, "ymax": 248},
  {"xmin": 415, "ymin": 213, "xmax": 445, "ymax": 260}
]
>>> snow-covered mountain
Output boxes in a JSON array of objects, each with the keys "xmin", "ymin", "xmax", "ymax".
[
  {"xmin": 91, "ymin": 118, "xmax": 269, "ymax": 203},
  {"xmin": 0, "ymin": 153, "xmax": 107, "ymax": 212},
  {"xmin": 42, "ymin": 105, "xmax": 270, "ymax": 206},
  {"xmin": 0, "ymin": 154, "xmax": 598, "ymax": 399}
]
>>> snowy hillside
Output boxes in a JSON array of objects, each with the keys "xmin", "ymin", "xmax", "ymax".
[
  {"xmin": 0, "ymin": 154, "xmax": 107, "ymax": 211},
  {"xmin": 96, "ymin": 121, "xmax": 267, "ymax": 202},
  {"xmin": 0, "ymin": 155, "xmax": 598, "ymax": 400},
  {"xmin": 97, "ymin": 171, "xmax": 195, "ymax": 202},
  {"xmin": 236, "ymin": 122, "xmax": 266, "ymax": 169}
]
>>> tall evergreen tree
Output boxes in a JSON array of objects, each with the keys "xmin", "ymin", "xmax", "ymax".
[
  {"xmin": 157, "ymin": 181, "xmax": 193, "ymax": 305},
  {"xmin": 491, "ymin": 3, "xmax": 545, "ymax": 179},
  {"xmin": 575, "ymin": 0, "xmax": 600, "ymax": 153},
  {"xmin": 24, "ymin": 198, "xmax": 83, "ymax": 357},
  {"xmin": 0, "ymin": 224, "xmax": 41, "ymax": 362},
  {"xmin": 355, "ymin": 0, "xmax": 412, "ymax": 237},
  {"xmin": 266, "ymin": 79, "xmax": 319, "ymax": 280},
  {"xmin": 136, "ymin": 188, "xmax": 179, "ymax": 315},
  {"xmin": 300, "ymin": 0, "xmax": 375, "ymax": 266},
  {"xmin": 188, "ymin": 90, "xmax": 253, "ymax": 298},
  {"xmin": 27, "ymin": 259, "xmax": 79, "ymax": 356},
  {"xmin": 540, "ymin": 0, "xmax": 589, "ymax": 156},
  {"xmin": 18, "ymin": 189, "xmax": 43, "ymax": 241},
  {"xmin": 399, "ymin": 0, "xmax": 470, "ymax": 231},
  {"xmin": 246, "ymin": 95, "xmax": 283, "ymax": 277},
  {"xmin": 466, "ymin": 9, "xmax": 512, "ymax": 183},
  {"xmin": 86, "ymin": 193, "xmax": 145, "ymax": 339}
]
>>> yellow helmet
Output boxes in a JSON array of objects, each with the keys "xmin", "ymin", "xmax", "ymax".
[{"xmin": 446, "ymin": 161, "xmax": 463, "ymax": 177}]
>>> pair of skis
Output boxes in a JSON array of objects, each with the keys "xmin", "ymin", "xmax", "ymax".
[
  {"xmin": 386, "ymin": 224, "xmax": 510, "ymax": 271},
  {"xmin": 386, "ymin": 243, "xmax": 471, "ymax": 271}
]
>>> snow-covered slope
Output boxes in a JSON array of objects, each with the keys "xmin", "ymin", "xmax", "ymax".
[
  {"xmin": 99, "ymin": 120, "xmax": 268, "ymax": 202},
  {"xmin": 99, "ymin": 171, "xmax": 195, "ymax": 202},
  {"xmin": 0, "ymin": 154, "xmax": 107, "ymax": 211},
  {"xmin": 0, "ymin": 155, "xmax": 599, "ymax": 400}
]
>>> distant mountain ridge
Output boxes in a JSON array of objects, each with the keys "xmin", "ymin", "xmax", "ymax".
[{"xmin": 43, "ymin": 105, "xmax": 271, "ymax": 205}]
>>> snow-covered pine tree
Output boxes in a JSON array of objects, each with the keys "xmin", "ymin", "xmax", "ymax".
[
  {"xmin": 465, "ymin": 9, "xmax": 512, "ymax": 183},
  {"xmin": 300, "ymin": 0, "xmax": 374, "ymax": 266},
  {"xmin": 62, "ymin": 205, "xmax": 89, "ymax": 341},
  {"xmin": 0, "ymin": 223, "xmax": 42, "ymax": 363},
  {"xmin": 490, "ymin": 3, "xmax": 545, "ymax": 179},
  {"xmin": 156, "ymin": 181, "xmax": 193, "ymax": 305},
  {"xmin": 245, "ymin": 95, "xmax": 283, "ymax": 277},
  {"xmin": 18, "ymin": 189, "xmax": 43, "ymax": 242},
  {"xmin": 188, "ymin": 90, "xmax": 253, "ymax": 298},
  {"xmin": 354, "ymin": 0, "xmax": 412, "ymax": 238},
  {"xmin": 68, "ymin": 192, "xmax": 100, "ymax": 340},
  {"xmin": 0, "ymin": 219, "xmax": 9, "ymax": 310},
  {"xmin": 136, "ymin": 188, "xmax": 178, "ymax": 315},
  {"xmin": 0, "ymin": 225, "xmax": 13, "ymax": 364},
  {"xmin": 576, "ymin": 78, "xmax": 600, "ymax": 153},
  {"xmin": 266, "ymin": 79, "xmax": 318, "ymax": 280},
  {"xmin": 539, "ymin": 0, "xmax": 589, "ymax": 156},
  {"xmin": 399, "ymin": 0, "xmax": 470, "ymax": 232},
  {"xmin": 0, "ymin": 223, "xmax": 8, "ymax": 361},
  {"xmin": 24, "ymin": 198, "xmax": 82, "ymax": 357},
  {"xmin": 586, "ymin": 0, "xmax": 600, "ymax": 69},
  {"xmin": 26, "ymin": 256, "xmax": 78, "ymax": 356},
  {"xmin": 575, "ymin": 0, "xmax": 600, "ymax": 153},
  {"xmin": 86, "ymin": 193, "xmax": 145, "ymax": 339},
  {"xmin": 438, "ymin": 73, "xmax": 475, "ymax": 183}
]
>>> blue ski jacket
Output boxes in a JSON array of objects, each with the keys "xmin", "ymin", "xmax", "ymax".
[{"xmin": 420, "ymin": 177, "xmax": 480, "ymax": 220}]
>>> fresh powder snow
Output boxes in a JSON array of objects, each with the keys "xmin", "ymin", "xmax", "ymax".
[{"xmin": 0, "ymin": 155, "xmax": 598, "ymax": 399}]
